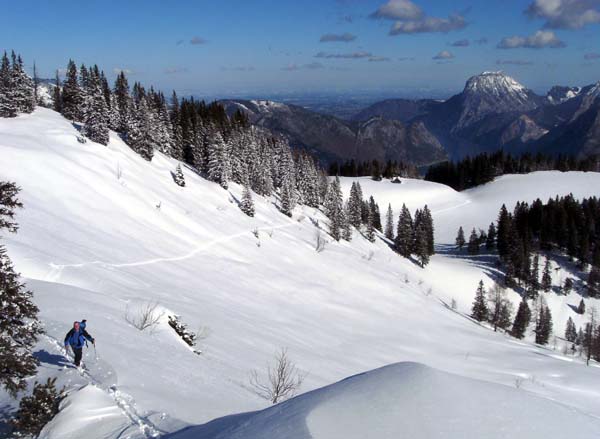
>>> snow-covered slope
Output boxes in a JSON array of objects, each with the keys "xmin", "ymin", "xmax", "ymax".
[
  {"xmin": 340, "ymin": 175, "xmax": 600, "ymax": 338},
  {"xmin": 171, "ymin": 362, "xmax": 600, "ymax": 439},
  {"xmin": 1, "ymin": 109, "xmax": 599, "ymax": 438}
]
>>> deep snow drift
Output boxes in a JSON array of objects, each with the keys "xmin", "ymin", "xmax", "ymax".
[
  {"xmin": 0, "ymin": 109, "xmax": 599, "ymax": 438},
  {"xmin": 171, "ymin": 362, "xmax": 600, "ymax": 439}
]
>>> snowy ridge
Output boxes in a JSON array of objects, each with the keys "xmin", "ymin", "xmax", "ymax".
[
  {"xmin": 1, "ymin": 109, "xmax": 600, "ymax": 438},
  {"xmin": 170, "ymin": 362, "xmax": 600, "ymax": 439}
]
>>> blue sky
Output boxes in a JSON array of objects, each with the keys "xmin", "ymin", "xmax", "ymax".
[{"xmin": 2, "ymin": 0, "xmax": 599, "ymax": 98}]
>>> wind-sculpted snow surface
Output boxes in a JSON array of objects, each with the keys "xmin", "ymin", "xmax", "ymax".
[
  {"xmin": 1, "ymin": 109, "xmax": 600, "ymax": 438},
  {"xmin": 170, "ymin": 362, "xmax": 600, "ymax": 439}
]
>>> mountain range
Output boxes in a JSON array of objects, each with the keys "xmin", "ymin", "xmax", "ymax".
[{"xmin": 222, "ymin": 72, "xmax": 600, "ymax": 165}]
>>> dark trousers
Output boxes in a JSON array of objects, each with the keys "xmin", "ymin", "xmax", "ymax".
[{"xmin": 73, "ymin": 347, "xmax": 83, "ymax": 366}]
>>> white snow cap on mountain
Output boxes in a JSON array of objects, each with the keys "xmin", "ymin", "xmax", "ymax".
[{"xmin": 464, "ymin": 71, "xmax": 529, "ymax": 97}]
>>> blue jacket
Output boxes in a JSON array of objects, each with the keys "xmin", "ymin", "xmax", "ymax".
[{"xmin": 64, "ymin": 325, "xmax": 94, "ymax": 349}]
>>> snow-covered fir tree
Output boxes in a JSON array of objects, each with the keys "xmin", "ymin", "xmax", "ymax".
[
  {"xmin": 83, "ymin": 70, "xmax": 109, "ymax": 145},
  {"xmin": 60, "ymin": 60, "xmax": 82, "ymax": 121},
  {"xmin": 347, "ymin": 182, "xmax": 363, "ymax": 228},
  {"xmin": 0, "ymin": 51, "xmax": 35, "ymax": 118},
  {"xmin": 324, "ymin": 177, "xmax": 344, "ymax": 241},
  {"xmin": 173, "ymin": 164, "xmax": 185, "ymax": 187},
  {"xmin": 384, "ymin": 204, "xmax": 394, "ymax": 241},
  {"xmin": 240, "ymin": 185, "xmax": 255, "ymax": 217},
  {"xmin": 207, "ymin": 131, "xmax": 231, "ymax": 189},
  {"xmin": 0, "ymin": 182, "xmax": 43, "ymax": 397},
  {"xmin": 395, "ymin": 204, "xmax": 413, "ymax": 258},
  {"xmin": 365, "ymin": 208, "xmax": 376, "ymax": 243}
]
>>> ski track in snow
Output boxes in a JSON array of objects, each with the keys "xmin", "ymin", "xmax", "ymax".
[
  {"xmin": 45, "ymin": 222, "xmax": 296, "ymax": 282},
  {"xmin": 43, "ymin": 334, "xmax": 162, "ymax": 438}
]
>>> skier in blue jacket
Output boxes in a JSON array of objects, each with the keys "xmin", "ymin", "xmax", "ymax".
[{"xmin": 64, "ymin": 320, "xmax": 95, "ymax": 367}]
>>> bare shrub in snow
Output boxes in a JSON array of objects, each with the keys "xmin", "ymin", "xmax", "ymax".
[
  {"xmin": 252, "ymin": 228, "xmax": 259, "ymax": 239},
  {"xmin": 116, "ymin": 162, "xmax": 123, "ymax": 181},
  {"xmin": 125, "ymin": 301, "xmax": 164, "ymax": 332},
  {"xmin": 514, "ymin": 377, "xmax": 524, "ymax": 389},
  {"xmin": 250, "ymin": 348, "xmax": 306, "ymax": 404},
  {"xmin": 451, "ymin": 298, "xmax": 457, "ymax": 310},
  {"xmin": 315, "ymin": 230, "xmax": 326, "ymax": 252},
  {"xmin": 404, "ymin": 274, "xmax": 409, "ymax": 284},
  {"xmin": 362, "ymin": 251, "xmax": 374, "ymax": 261}
]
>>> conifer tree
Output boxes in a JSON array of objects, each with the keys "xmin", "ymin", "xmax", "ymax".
[
  {"xmin": 468, "ymin": 228, "xmax": 479, "ymax": 255},
  {"xmin": 279, "ymin": 176, "xmax": 296, "ymax": 217},
  {"xmin": 11, "ymin": 53, "xmax": 35, "ymax": 114},
  {"xmin": 422, "ymin": 205, "xmax": 434, "ymax": 255},
  {"xmin": 588, "ymin": 266, "xmax": 600, "ymax": 298},
  {"xmin": 368, "ymin": 197, "xmax": 382, "ymax": 231},
  {"xmin": 324, "ymin": 177, "xmax": 344, "ymax": 241},
  {"xmin": 528, "ymin": 254, "xmax": 540, "ymax": 299},
  {"xmin": 414, "ymin": 220, "xmax": 430, "ymax": 267},
  {"xmin": 240, "ymin": 185, "xmax": 255, "ymax": 217},
  {"xmin": 365, "ymin": 208, "xmax": 376, "ymax": 243},
  {"xmin": 173, "ymin": 164, "xmax": 185, "ymax": 187},
  {"xmin": 52, "ymin": 70, "xmax": 62, "ymax": 113},
  {"xmin": 83, "ymin": 71, "xmax": 109, "ymax": 145},
  {"xmin": 471, "ymin": 280, "xmax": 488, "ymax": 322},
  {"xmin": 207, "ymin": 131, "xmax": 230, "ymax": 188},
  {"xmin": 577, "ymin": 298, "xmax": 586, "ymax": 315},
  {"xmin": 10, "ymin": 378, "xmax": 64, "ymax": 437},
  {"xmin": 565, "ymin": 317, "xmax": 577, "ymax": 343},
  {"xmin": 347, "ymin": 182, "xmax": 363, "ymax": 228},
  {"xmin": 497, "ymin": 204, "xmax": 511, "ymax": 258},
  {"xmin": 486, "ymin": 222, "xmax": 496, "ymax": 249},
  {"xmin": 541, "ymin": 257, "xmax": 552, "ymax": 292},
  {"xmin": 60, "ymin": 60, "xmax": 82, "ymax": 121},
  {"xmin": 534, "ymin": 302, "xmax": 553, "ymax": 345},
  {"xmin": 487, "ymin": 283, "xmax": 510, "ymax": 332},
  {"xmin": 510, "ymin": 298, "xmax": 531, "ymax": 339},
  {"xmin": 455, "ymin": 226, "xmax": 465, "ymax": 250},
  {"xmin": 0, "ymin": 183, "xmax": 43, "ymax": 396},
  {"xmin": 563, "ymin": 277, "xmax": 574, "ymax": 294},
  {"xmin": 384, "ymin": 204, "xmax": 394, "ymax": 241},
  {"xmin": 342, "ymin": 203, "xmax": 353, "ymax": 242},
  {"xmin": 395, "ymin": 204, "xmax": 413, "ymax": 258},
  {"xmin": 0, "ymin": 52, "xmax": 16, "ymax": 118}
]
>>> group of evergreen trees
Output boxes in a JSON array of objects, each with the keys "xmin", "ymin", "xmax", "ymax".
[
  {"xmin": 329, "ymin": 159, "xmax": 418, "ymax": 180},
  {"xmin": 471, "ymin": 281, "xmax": 554, "ymax": 345},
  {"xmin": 457, "ymin": 195, "xmax": 600, "ymax": 298},
  {"xmin": 564, "ymin": 311, "xmax": 600, "ymax": 365},
  {"xmin": 0, "ymin": 51, "xmax": 35, "ymax": 118},
  {"xmin": 49, "ymin": 58, "xmax": 329, "ymax": 217},
  {"xmin": 392, "ymin": 203, "xmax": 434, "ymax": 267},
  {"xmin": 426, "ymin": 151, "xmax": 600, "ymax": 191}
]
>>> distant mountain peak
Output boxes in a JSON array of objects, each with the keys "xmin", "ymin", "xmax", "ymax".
[
  {"xmin": 464, "ymin": 71, "xmax": 528, "ymax": 98},
  {"xmin": 455, "ymin": 72, "xmax": 540, "ymax": 131}
]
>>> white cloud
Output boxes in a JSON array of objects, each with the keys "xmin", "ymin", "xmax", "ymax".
[
  {"xmin": 319, "ymin": 33, "xmax": 357, "ymax": 43},
  {"xmin": 451, "ymin": 39, "xmax": 470, "ymax": 47},
  {"xmin": 526, "ymin": 0, "xmax": 600, "ymax": 29},
  {"xmin": 113, "ymin": 68, "xmax": 133, "ymax": 75},
  {"xmin": 389, "ymin": 13, "xmax": 467, "ymax": 35},
  {"xmin": 497, "ymin": 30, "xmax": 566, "ymax": 49},
  {"xmin": 190, "ymin": 36, "xmax": 207, "ymax": 45},
  {"xmin": 370, "ymin": 0, "xmax": 423, "ymax": 20},
  {"xmin": 315, "ymin": 51, "xmax": 372, "ymax": 59},
  {"xmin": 432, "ymin": 50, "xmax": 454, "ymax": 60}
]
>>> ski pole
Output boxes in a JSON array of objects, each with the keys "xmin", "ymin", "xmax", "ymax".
[{"xmin": 93, "ymin": 342, "xmax": 98, "ymax": 361}]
